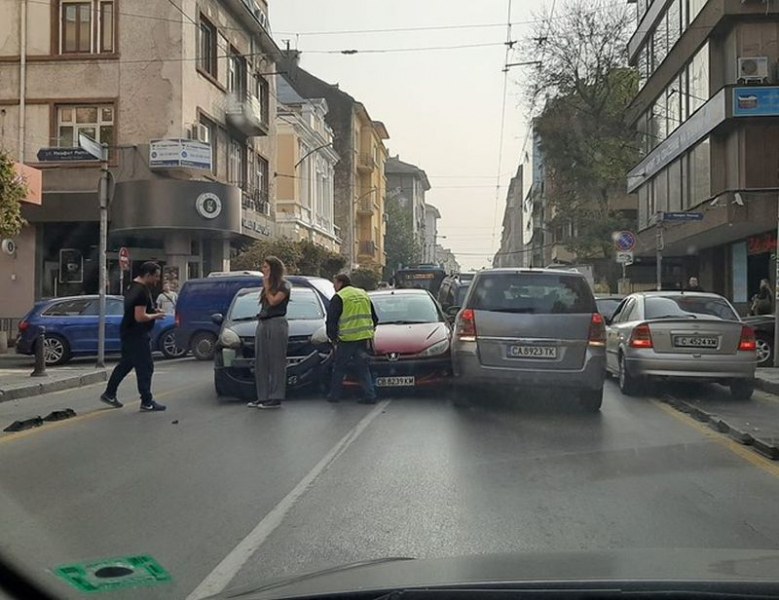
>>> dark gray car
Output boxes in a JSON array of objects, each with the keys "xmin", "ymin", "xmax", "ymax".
[{"xmin": 450, "ymin": 268, "xmax": 607, "ymax": 411}]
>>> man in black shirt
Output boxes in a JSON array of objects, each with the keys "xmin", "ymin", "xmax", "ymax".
[{"xmin": 100, "ymin": 261, "xmax": 167, "ymax": 411}]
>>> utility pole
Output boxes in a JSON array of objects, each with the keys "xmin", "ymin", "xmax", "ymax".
[
  {"xmin": 773, "ymin": 194, "xmax": 779, "ymax": 367},
  {"xmin": 97, "ymin": 143, "xmax": 110, "ymax": 368},
  {"xmin": 656, "ymin": 211, "xmax": 664, "ymax": 291}
]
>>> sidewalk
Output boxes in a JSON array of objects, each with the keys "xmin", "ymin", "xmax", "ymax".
[
  {"xmin": 755, "ymin": 367, "xmax": 779, "ymax": 396},
  {"xmin": 0, "ymin": 354, "xmax": 106, "ymax": 403}
]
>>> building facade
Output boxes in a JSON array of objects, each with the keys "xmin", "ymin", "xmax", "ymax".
[
  {"xmin": 435, "ymin": 244, "xmax": 460, "ymax": 274},
  {"xmin": 278, "ymin": 50, "xmax": 390, "ymax": 272},
  {"xmin": 626, "ymin": 0, "xmax": 779, "ymax": 306},
  {"xmin": 494, "ymin": 165, "xmax": 525, "ymax": 268},
  {"xmin": 0, "ymin": 0, "xmax": 279, "ymax": 318},
  {"xmin": 423, "ymin": 204, "xmax": 441, "ymax": 264},
  {"xmin": 385, "ymin": 155, "xmax": 431, "ymax": 252},
  {"xmin": 275, "ymin": 77, "xmax": 340, "ymax": 252}
]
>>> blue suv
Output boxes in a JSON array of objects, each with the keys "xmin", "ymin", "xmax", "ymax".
[
  {"xmin": 16, "ymin": 295, "xmax": 183, "ymax": 366},
  {"xmin": 175, "ymin": 272, "xmax": 335, "ymax": 361}
]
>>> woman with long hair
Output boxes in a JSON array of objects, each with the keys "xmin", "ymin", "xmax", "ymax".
[{"xmin": 249, "ymin": 256, "xmax": 291, "ymax": 409}]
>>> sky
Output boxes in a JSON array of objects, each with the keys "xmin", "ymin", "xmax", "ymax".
[{"xmin": 269, "ymin": 0, "xmax": 551, "ymax": 271}]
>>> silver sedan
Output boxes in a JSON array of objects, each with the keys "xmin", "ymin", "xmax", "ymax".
[{"xmin": 605, "ymin": 291, "xmax": 757, "ymax": 400}]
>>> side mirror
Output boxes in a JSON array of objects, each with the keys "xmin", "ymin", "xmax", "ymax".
[
  {"xmin": 603, "ymin": 315, "xmax": 613, "ymax": 326},
  {"xmin": 211, "ymin": 313, "xmax": 224, "ymax": 325}
]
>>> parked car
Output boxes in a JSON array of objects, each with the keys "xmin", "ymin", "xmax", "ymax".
[
  {"xmin": 438, "ymin": 274, "xmax": 475, "ymax": 315},
  {"xmin": 742, "ymin": 314, "xmax": 774, "ymax": 367},
  {"xmin": 343, "ymin": 288, "xmax": 452, "ymax": 392},
  {"xmin": 595, "ymin": 294, "xmax": 624, "ymax": 322},
  {"xmin": 176, "ymin": 273, "xmax": 335, "ymax": 361},
  {"xmin": 212, "ymin": 286, "xmax": 332, "ymax": 400},
  {"xmin": 16, "ymin": 295, "xmax": 184, "ymax": 366},
  {"xmin": 450, "ymin": 268, "xmax": 606, "ymax": 412},
  {"xmin": 605, "ymin": 291, "xmax": 757, "ymax": 399}
]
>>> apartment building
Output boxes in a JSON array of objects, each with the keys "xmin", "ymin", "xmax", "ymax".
[
  {"xmin": 627, "ymin": 0, "xmax": 779, "ymax": 304},
  {"xmin": 0, "ymin": 0, "xmax": 279, "ymax": 317},
  {"xmin": 385, "ymin": 155, "xmax": 431, "ymax": 252}
]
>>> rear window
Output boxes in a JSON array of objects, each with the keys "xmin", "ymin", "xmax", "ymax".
[
  {"xmin": 42, "ymin": 299, "xmax": 92, "ymax": 316},
  {"xmin": 455, "ymin": 285, "xmax": 470, "ymax": 306},
  {"xmin": 644, "ymin": 295, "xmax": 739, "ymax": 321},
  {"xmin": 469, "ymin": 273, "xmax": 596, "ymax": 314},
  {"xmin": 596, "ymin": 298, "xmax": 621, "ymax": 320}
]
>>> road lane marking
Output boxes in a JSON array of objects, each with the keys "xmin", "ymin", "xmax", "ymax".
[
  {"xmin": 0, "ymin": 381, "xmax": 206, "ymax": 445},
  {"xmin": 185, "ymin": 399, "xmax": 392, "ymax": 600},
  {"xmin": 651, "ymin": 399, "xmax": 779, "ymax": 478}
]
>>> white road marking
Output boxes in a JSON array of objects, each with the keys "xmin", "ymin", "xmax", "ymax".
[{"xmin": 185, "ymin": 399, "xmax": 391, "ymax": 600}]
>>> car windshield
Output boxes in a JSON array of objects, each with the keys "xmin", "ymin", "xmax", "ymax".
[
  {"xmin": 229, "ymin": 288, "xmax": 323, "ymax": 321},
  {"xmin": 645, "ymin": 296, "xmax": 739, "ymax": 321},
  {"xmin": 471, "ymin": 273, "xmax": 596, "ymax": 314},
  {"xmin": 372, "ymin": 293, "xmax": 441, "ymax": 324}
]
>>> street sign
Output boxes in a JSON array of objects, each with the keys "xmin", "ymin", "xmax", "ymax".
[
  {"xmin": 78, "ymin": 133, "xmax": 104, "ymax": 161},
  {"xmin": 662, "ymin": 211, "xmax": 704, "ymax": 222},
  {"xmin": 616, "ymin": 251, "xmax": 634, "ymax": 265},
  {"xmin": 36, "ymin": 147, "xmax": 98, "ymax": 162},
  {"xmin": 614, "ymin": 230, "xmax": 636, "ymax": 252},
  {"xmin": 149, "ymin": 138, "xmax": 212, "ymax": 171},
  {"xmin": 118, "ymin": 247, "xmax": 130, "ymax": 271}
]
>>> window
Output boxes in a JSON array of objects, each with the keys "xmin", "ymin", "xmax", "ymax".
[
  {"xmin": 59, "ymin": 0, "xmax": 114, "ymax": 54},
  {"xmin": 690, "ymin": 137, "xmax": 711, "ymax": 206},
  {"xmin": 228, "ymin": 49, "xmax": 246, "ymax": 95},
  {"xmin": 228, "ymin": 139, "xmax": 245, "ymax": 188},
  {"xmin": 470, "ymin": 273, "xmax": 596, "ymax": 315},
  {"xmin": 199, "ymin": 115, "xmax": 217, "ymax": 174},
  {"xmin": 57, "ymin": 104, "xmax": 114, "ymax": 149},
  {"xmin": 199, "ymin": 17, "xmax": 217, "ymax": 77},
  {"xmin": 246, "ymin": 153, "xmax": 270, "ymax": 214},
  {"xmin": 254, "ymin": 75, "xmax": 270, "ymax": 124},
  {"xmin": 668, "ymin": 159, "xmax": 682, "ymax": 212},
  {"xmin": 689, "ymin": 43, "xmax": 709, "ymax": 114},
  {"xmin": 42, "ymin": 299, "xmax": 92, "ymax": 316},
  {"xmin": 645, "ymin": 295, "xmax": 738, "ymax": 321}
]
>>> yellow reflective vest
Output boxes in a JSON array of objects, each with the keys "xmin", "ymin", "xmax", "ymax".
[{"xmin": 337, "ymin": 286, "xmax": 375, "ymax": 342}]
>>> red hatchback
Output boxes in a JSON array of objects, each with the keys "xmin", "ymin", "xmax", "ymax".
[{"xmin": 345, "ymin": 288, "xmax": 452, "ymax": 392}]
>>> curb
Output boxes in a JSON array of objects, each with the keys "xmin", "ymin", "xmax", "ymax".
[
  {"xmin": 0, "ymin": 371, "xmax": 107, "ymax": 403},
  {"xmin": 660, "ymin": 393, "xmax": 779, "ymax": 461},
  {"xmin": 754, "ymin": 376, "xmax": 779, "ymax": 397}
]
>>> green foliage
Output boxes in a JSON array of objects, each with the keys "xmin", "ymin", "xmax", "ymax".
[
  {"xmin": 231, "ymin": 237, "xmax": 346, "ymax": 278},
  {"xmin": 0, "ymin": 149, "xmax": 28, "ymax": 239},
  {"xmin": 350, "ymin": 267, "xmax": 380, "ymax": 291},
  {"xmin": 383, "ymin": 198, "xmax": 422, "ymax": 280}
]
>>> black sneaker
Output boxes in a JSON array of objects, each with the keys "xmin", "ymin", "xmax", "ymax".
[
  {"xmin": 140, "ymin": 401, "xmax": 167, "ymax": 412},
  {"xmin": 258, "ymin": 400, "xmax": 282, "ymax": 409},
  {"xmin": 99, "ymin": 393, "xmax": 123, "ymax": 409}
]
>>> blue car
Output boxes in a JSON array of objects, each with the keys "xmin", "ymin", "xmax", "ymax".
[{"xmin": 15, "ymin": 295, "xmax": 186, "ymax": 366}]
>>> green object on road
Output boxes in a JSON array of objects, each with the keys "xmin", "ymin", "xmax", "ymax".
[{"xmin": 54, "ymin": 554, "xmax": 172, "ymax": 593}]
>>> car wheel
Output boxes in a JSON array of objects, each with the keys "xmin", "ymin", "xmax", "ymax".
[
  {"xmin": 42, "ymin": 334, "xmax": 71, "ymax": 366},
  {"xmin": 618, "ymin": 353, "xmax": 639, "ymax": 396},
  {"xmin": 191, "ymin": 332, "xmax": 217, "ymax": 361},
  {"xmin": 755, "ymin": 335, "xmax": 773, "ymax": 367},
  {"xmin": 159, "ymin": 329, "xmax": 187, "ymax": 359},
  {"xmin": 730, "ymin": 379, "xmax": 755, "ymax": 401},
  {"xmin": 579, "ymin": 387, "xmax": 603, "ymax": 413}
]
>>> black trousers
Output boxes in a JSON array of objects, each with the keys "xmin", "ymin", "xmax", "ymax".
[{"xmin": 105, "ymin": 334, "xmax": 154, "ymax": 404}]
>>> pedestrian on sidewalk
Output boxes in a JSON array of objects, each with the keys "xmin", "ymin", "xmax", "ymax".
[
  {"xmin": 248, "ymin": 256, "xmax": 291, "ymax": 410},
  {"xmin": 156, "ymin": 282, "xmax": 178, "ymax": 315},
  {"xmin": 687, "ymin": 276, "xmax": 704, "ymax": 292},
  {"xmin": 100, "ymin": 262, "xmax": 168, "ymax": 411},
  {"xmin": 326, "ymin": 273, "xmax": 379, "ymax": 405},
  {"xmin": 750, "ymin": 278, "xmax": 773, "ymax": 316}
]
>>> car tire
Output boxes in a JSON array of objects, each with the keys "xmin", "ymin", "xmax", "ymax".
[
  {"xmin": 730, "ymin": 379, "xmax": 755, "ymax": 401},
  {"xmin": 191, "ymin": 332, "xmax": 217, "ymax": 361},
  {"xmin": 755, "ymin": 334, "xmax": 773, "ymax": 368},
  {"xmin": 42, "ymin": 334, "xmax": 71, "ymax": 366},
  {"xmin": 159, "ymin": 328, "xmax": 187, "ymax": 359},
  {"xmin": 618, "ymin": 353, "xmax": 640, "ymax": 397},
  {"xmin": 579, "ymin": 387, "xmax": 603, "ymax": 412}
]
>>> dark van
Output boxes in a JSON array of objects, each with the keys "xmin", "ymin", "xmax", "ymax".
[{"xmin": 175, "ymin": 272, "xmax": 335, "ymax": 360}]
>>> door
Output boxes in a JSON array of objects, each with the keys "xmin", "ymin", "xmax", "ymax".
[
  {"xmin": 42, "ymin": 298, "xmax": 96, "ymax": 354},
  {"xmin": 81, "ymin": 298, "xmax": 124, "ymax": 354},
  {"xmin": 606, "ymin": 297, "xmax": 635, "ymax": 371}
]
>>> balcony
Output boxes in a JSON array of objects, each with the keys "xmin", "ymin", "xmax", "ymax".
[
  {"xmin": 242, "ymin": 188, "xmax": 270, "ymax": 216},
  {"xmin": 358, "ymin": 240, "xmax": 377, "ymax": 259},
  {"xmin": 226, "ymin": 91, "xmax": 268, "ymax": 137},
  {"xmin": 357, "ymin": 153, "xmax": 376, "ymax": 172}
]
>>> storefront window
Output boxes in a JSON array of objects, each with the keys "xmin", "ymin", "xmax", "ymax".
[
  {"xmin": 690, "ymin": 137, "xmax": 711, "ymax": 206},
  {"xmin": 667, "ymin": 159, "xmax": 682, "ymax": 212},
  {"xmin": 689, "ymin": 42, "xmax": 709, "ymax": 114}
]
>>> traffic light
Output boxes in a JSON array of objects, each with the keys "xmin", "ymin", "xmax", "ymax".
[{"xmin": 59, "ymin": 249, "xmax": 84, "ymax": 284}]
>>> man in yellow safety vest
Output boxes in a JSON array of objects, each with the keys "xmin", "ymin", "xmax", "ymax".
[{"xmin": 326, "ymin": 273, "xmax": 379, "ymax": 404}]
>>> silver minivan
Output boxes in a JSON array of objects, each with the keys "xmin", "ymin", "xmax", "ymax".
[{"xmin": 450, "ymin": 268, "xmax": 607, "ymax": 411}]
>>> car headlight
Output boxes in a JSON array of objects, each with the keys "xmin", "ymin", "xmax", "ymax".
[
  {"xmin": 219, "ymin": 328, "xmax": 242, "ymax": 350},
  {"xmin": 419, "ymin": 339, "xmax": 450, "ymax": 357}
]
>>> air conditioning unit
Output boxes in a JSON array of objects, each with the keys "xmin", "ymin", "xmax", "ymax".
[
  {"xmin": 737, "ymin": 56, "xmax": 770, "ymax": 84},
  {"xmin": 190, "ymin": 123, "xmax": 211, "ymax": 144}
]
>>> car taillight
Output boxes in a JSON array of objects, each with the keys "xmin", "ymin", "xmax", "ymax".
[
  {"xmin": 739, "ymin": 326, "xmax": 757, "ymax": 352},
  {"xmin": 629, "ymin": 323, "xmax": 653, "ymax": 349},
  {"xmin": 18, "ymin": 321, "xmax": 29, "ymax": 332},
  {"xmin": 588, "ymin": 313, "xmax": 606, "ymax": 347},
  {"xmin": 456, "ymin": 309, "xmax": 477, "ymax": 341}
]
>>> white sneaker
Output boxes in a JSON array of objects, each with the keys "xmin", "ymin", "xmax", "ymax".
[{"xmin": 247, "ymin": 400, "xmax": 261, "ymax": 408}]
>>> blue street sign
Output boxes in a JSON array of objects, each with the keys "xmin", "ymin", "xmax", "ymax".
[
  {"xmin": 662, "ymin": 211, "xmax": 704, "ymax": 222},
  {"xmin": 36, "ymin": 147, "xmax": 99, "ymax": 162},
  {"xmin": 615, "ymin": 230, "xmax": 636, "ymax": 252}
]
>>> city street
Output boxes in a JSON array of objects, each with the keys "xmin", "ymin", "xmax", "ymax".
[{"xmin": 1, "ymin": 360, "xmax": 779, "ymax": 599}]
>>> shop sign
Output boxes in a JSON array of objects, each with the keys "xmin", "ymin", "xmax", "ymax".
[
  {"xmin": 242, "ymin": 217, "xmax": 272, "ymax": 237},
  {"xmin": 747, "ymin": 231, "xmax": 777, "ymax": 255},
  {"xmin": 733, "ymin": 87, "xmax": 779, "ymax": 117}
]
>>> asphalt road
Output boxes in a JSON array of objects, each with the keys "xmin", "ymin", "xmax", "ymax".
[{"xmin": 1, "ymin": 360, "xmax": 779, "ymax": 599}]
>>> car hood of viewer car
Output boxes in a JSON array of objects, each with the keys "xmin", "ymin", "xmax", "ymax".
[
  {"xmin": 373, "ymin": 322, "xmax": 449, "ymax": 355},
  {"xmin": 226, "ymin": 318, "xmax": 323, "ymax": 339},
  {"xmin": 211, "ymin": 549, "xmax": 779, "ymax": 599}
]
